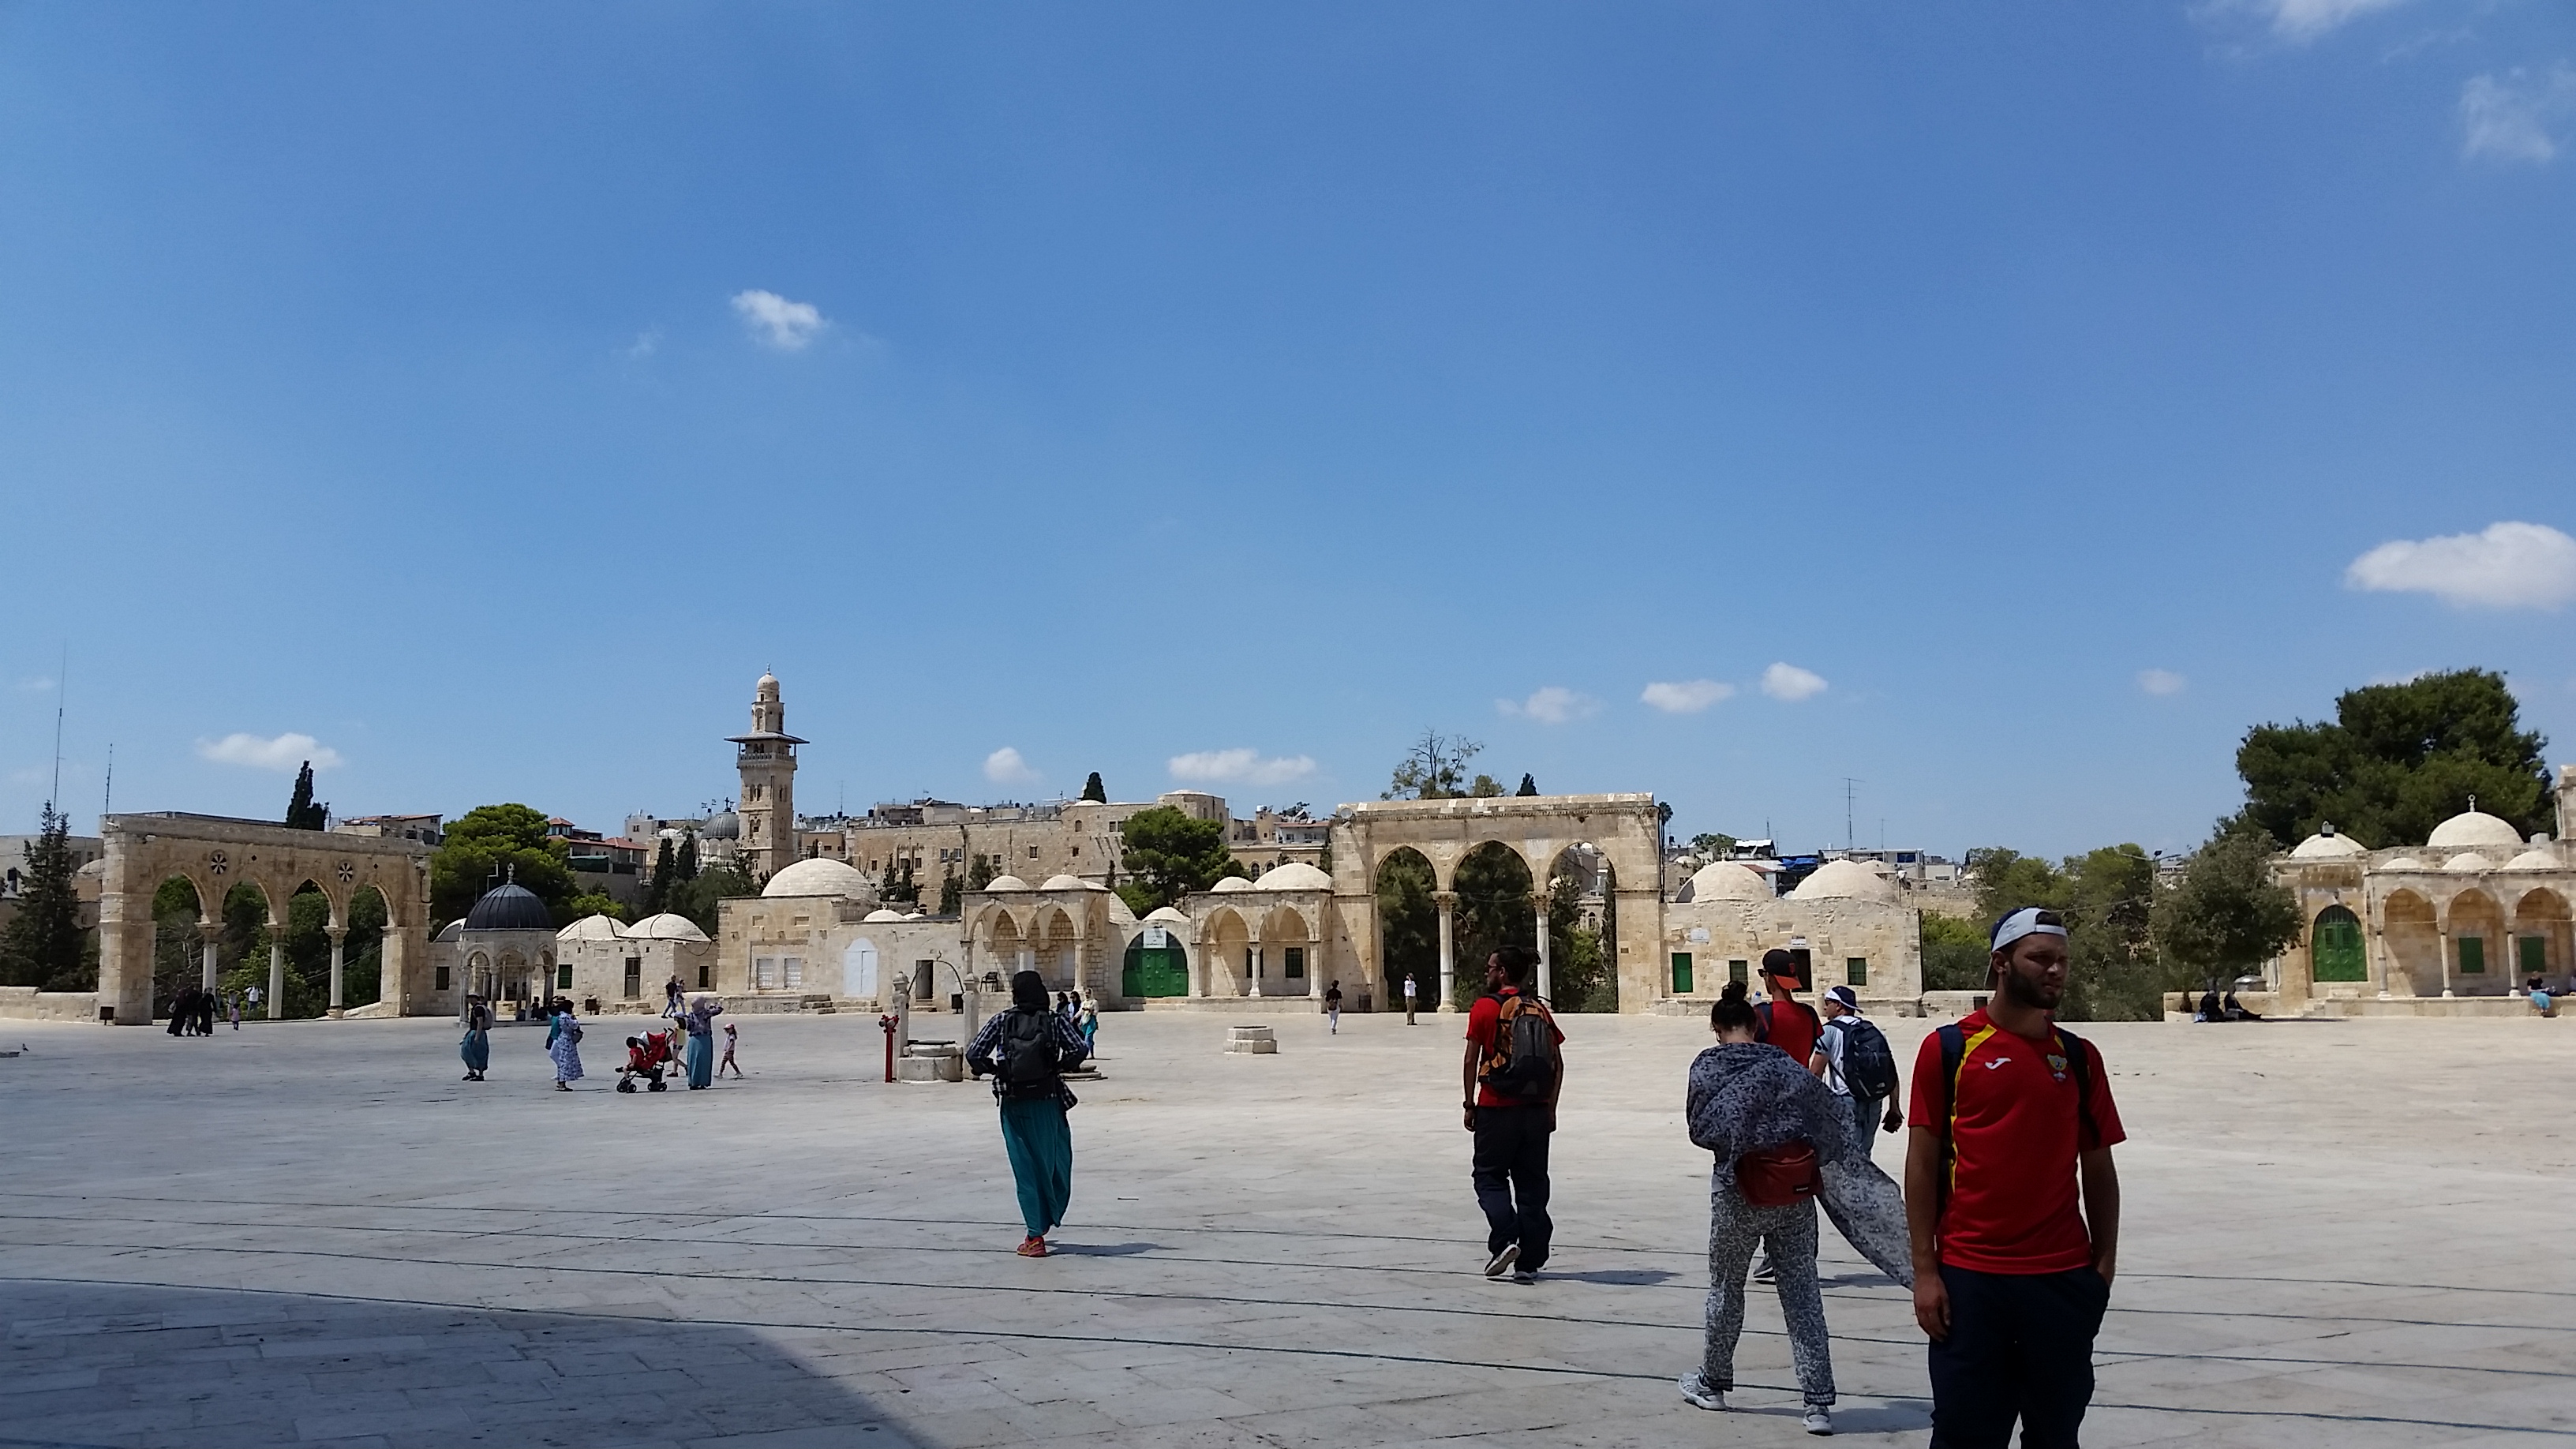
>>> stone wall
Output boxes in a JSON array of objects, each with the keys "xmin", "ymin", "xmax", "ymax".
[{"xmin": 0, "ymin": 987, "xmax": 104, "ymax": 1022}]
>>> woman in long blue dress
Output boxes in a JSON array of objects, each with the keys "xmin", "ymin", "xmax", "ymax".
[
  {"xmin": 546, "ymin": 1001, "xmax": 585, "ymax": 1091},
  {"xmin": 681, "ymin": 995, "xmax": 724, "ymax": 1089},
  {"xmin": 459, "ymin": 997, "xmax": 492, "ymax": 1081}
]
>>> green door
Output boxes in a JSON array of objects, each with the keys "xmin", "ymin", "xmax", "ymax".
[
  {"xmin": 1121, "ymin": 939, "xmax": 1190, "ymax": 998},
  {"xmin": 2458, "ymin": 937, "xmax": 2485, "ymax": 975},
  {"xmin": 1671, "ymin": 953, "xmax": 1694, "ymax": 994},
  {"xmin": 2312, "ymin": 906, "xmax": 2366, "ymax": 983},
  {"xmin": 2520, "ymin": 935, "xmax": 2548, "ymax": 977}
]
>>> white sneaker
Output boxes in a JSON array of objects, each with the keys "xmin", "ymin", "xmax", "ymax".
[
  {"xmin": 1484, "ymin": 1243, "xmax": 1519, "ymax": 1278},
  {"xmin": 1803, "ymin": 1406, "xmax": 1833, "ymax": 1435},
  {"xmin": 1677, "ymin": 1373, "xmax": 1726, "ymax": 1411}
]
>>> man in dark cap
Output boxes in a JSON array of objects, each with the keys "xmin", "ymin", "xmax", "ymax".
[{"xmin": 967, "ymin": 969, "xmax": 1093, "ymax": 1257}]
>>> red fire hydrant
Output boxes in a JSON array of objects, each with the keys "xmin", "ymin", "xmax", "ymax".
[{"xmin": 880, "ymin": 1014, "xmax": 899, "ymax": 1083}]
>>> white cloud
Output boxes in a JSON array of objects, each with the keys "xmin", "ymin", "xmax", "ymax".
[
  {"xmin": 17, "ymin": 676, "xmax": 53, "ymax": 692},
  {"xmin": 1761, "ymin": 663, "xmax": 1829, "ymax": 702},
  {"xmin": 2252, "ymin": 0, "xmax": 2408, "ymax": 42},
  {"xmin": 1641, "ymin": 680, "xmax": 1735, "ymax": 714},
  {"xmin": 1166, "ymin": 748, "xmax": 1320, "ymax": 787},
  {"xmin": 2346, "ymin": 521, "xmax": 2576, "ymax": 609},
  {"xmin": 2137, "ymin": 669, "xmax": 2188, "ymax": 697},
  {"xmin": 983, "ymin": 747, "xmax": 1039, "ymax": 784},
  {"xmin": 198, "ymin": 732, "xmax": 343, "ymax": 773},
  {"xmin": 2462, "ymin": 67, "xmax": 2576, "ymax": 165},
  {"xmin": 730, "ymin": 289, "xmax": 827, "ymax": 350},
  {"xmin": 620, "ymin": 327, "xmax": 662, "ymax": 360},
  {"xmin": 1496, "ymin": 687, "xmax": 1600, "ymax": 724}
]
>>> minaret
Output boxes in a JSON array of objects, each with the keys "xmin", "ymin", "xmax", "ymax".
[{"xmin": 728, "ymin": 672, "xmax": 805, "ymax": 880}]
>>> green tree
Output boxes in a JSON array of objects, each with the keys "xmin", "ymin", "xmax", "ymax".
[
  {"xmin": 1114, "ymin": 806, "xmax": 1239, "ymax": 915},
  {"xmin": 1468, "ymin": 773, "xmax": 1505, "ymax": 798},
  {"xmin": 1375, "ymin": 850, "xmax": 1440, "ymax": 1005},
  {"xmin": 428, "ymin": 804, "xmax": 576, "ymax": 927},
  {"xmin": 667, "ymin": 860, "xmax": 757, "ymax": 939},
  {"xmin": 1515, "ymin": 773, "xmax": 1539, "ymax": 797},
  {"xmin": 1544, "ymin": 867, "xmax": 1619, "ymax": 1011},
  {"xmin": 1080, "ymin": 772, "xmax": 1107, "ymax": 803},
  {"xmin": 1450, "ymin": 843, "xmax": 1534, "ymax": 1008},
  {"xmin": 2233, "ymin": 668, "xmax": 2550, "ymax": 848},
  {"xmin": 565, "ymin": 892, "xmax": 629, "ymax": 923},
  {"xmin": 2152, "ymin": 826, "xmax": 2303, "ymax": 994},
  {"xmin": 938, "ymin": 869, "xmax": 963, "ymax": 915},
  {"xmin": 676, "ymin": 831, "xmax": 700, "ymax": 882},
  {"xmin": 1919, "ymin": 913, "xmax": 1992, "ymax": 991},
  {"xmin": 284, "ymin": 762, "xmax": 328, "ymax": 830},
  {"xmin": 966, "ymin": 852, "xmax": 998, "ymax": 892},
  {"xmin": 0, "ymin": 803, "xmax": 91, "ymax": 990},
  {"xmin": 1689, "ymin": 832, "xmax": 1739, "ymax": 859},
  {"xmin": 1964, "ymin": 844, "xmax": 2163, "ymax": 1020},
  {"xmin": 643, "ymin": 837, "xmax": 677, "ymax": 915},
  {"xmin": 1384, "ymin": 730, "xmax": 1482, "ymax": 800}
]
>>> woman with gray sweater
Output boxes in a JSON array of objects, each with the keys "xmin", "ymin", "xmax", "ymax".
[{"xmin": 1683, "ymin": 980, "xmax": 1912, "ymax": 1434}]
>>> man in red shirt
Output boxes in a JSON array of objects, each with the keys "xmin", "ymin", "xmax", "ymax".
[
  {"xmin": 1756, "ymin": 948, "xmax": 1823, "ymax": 1065},
  {"xmin": 1462, "ymin": 945, "xmax": 1563, "ymax": 1282},
  {"xmin": 1904, "ymin": 907, "xmax": 2124, "ymax": 1448}
]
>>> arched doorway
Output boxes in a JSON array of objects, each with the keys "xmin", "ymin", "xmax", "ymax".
[
  {"xmin": 2311, "ymin": 904, "xmax": 2365, "ymax": 983},
  {"xmin": 1451, "ymin": 841, "xmax": 1534, "ymax": 1010},
  {"xmin": 1121, "ymin": 933, "xmax": 1189, "ymax": 998},
  {"xmin": 1036, "ymin": 908, "xmax": 1079, "ymax": 990},
  {"xmin": 1204, "ymin": 908, "xmax": 1250, "ymax": 997},
  {"xmin": 2381, "ymin": 890, "xmax": 2437, "ymax": 997},
  {"xmin": 1372, "ymin": 848, "xmax": 1438, "ymax": 1011},
  {"xmin": 2449, "ymin": 889, "xmax": 2504, "ymax": 994},
  {"xmin": 2512, "ymin": 889, "xmax": 2570, "ymax": 987},
  {"xmin": 148, "ymin": 874, "xmax": 208, "ymax": 1019},
  {"xmin": 1544, "ymin": 843, "xmax": 1618, "ymax": 1011},
  {"xmin": 341, "ymin": 885, "xmax": 391, "ymax": 1009}
]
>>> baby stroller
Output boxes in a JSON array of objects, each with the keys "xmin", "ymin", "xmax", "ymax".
[{"xmin": 616, "ymin": 1029, "xmax": 676, "ymax": 1093}]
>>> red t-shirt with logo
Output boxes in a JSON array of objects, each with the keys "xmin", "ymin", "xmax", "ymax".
[
  {"xmin": 1907, "ymin": 1009, "xmax": 2125, "ymax": 1275},
  {"xmin": 1758, "ymin": 998, "xmax": 1823, "ymax": 1068},
  {"xmin": 1466, "ymin": 988, "xmax": 1565, "ymax": 1107}
]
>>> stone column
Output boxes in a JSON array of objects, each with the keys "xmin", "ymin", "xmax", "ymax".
[
  {"xmin": 327, "ymin": 928, "xmax": 347, "ymax": 1016},
  {"xmin": 1535, "ymin": 900, "xmax": 1553, "ymax": 1002},
  {"xmin": 1435, "ymin": 891, "xmax": 1458, "ymax": 1013},
  {"xmin": 200, "ymin": 924, "xmax": 222, "ymax": 992},
  {"xmin": 1307, "ymin": 928, "xmax": 1324, "ymax": 998},
  {"xmin": 2439, "ymin": 924, "xmax": 2455, "ymax": 998},
  {"xmin": 1249, "ymin": 938, "xmax": 1263, "ymax": 998},
  {"xmin": 268, "ymin": 939, "xmax": 285, "ymax": 1018}
]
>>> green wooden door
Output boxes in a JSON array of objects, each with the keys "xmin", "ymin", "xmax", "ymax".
[
  {"xmin": 1121, "ymin": 939, "xmax": 1190, "ymax": 998},
  {"xmin": 1671, "ymin": 953, "xmax": 1694, "ymax": 994},
  {"xmin": 2312, "ymin": 907, "xmax": 2366, "ymax": 983}
]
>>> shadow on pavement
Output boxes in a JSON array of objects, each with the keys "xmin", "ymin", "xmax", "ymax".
[{"xmin": 3, "ymin": 1278, "xmax": 916, "ymax": 1449}]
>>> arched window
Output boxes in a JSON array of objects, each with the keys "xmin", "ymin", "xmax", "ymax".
[{"xmin": 2312, "ymin": 904, "xmax": 2366, "ymax": 983}]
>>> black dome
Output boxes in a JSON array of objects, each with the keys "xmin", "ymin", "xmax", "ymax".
[{"xmin": 463, "ymin": 882, "xmax": 554, "ymax": 932}]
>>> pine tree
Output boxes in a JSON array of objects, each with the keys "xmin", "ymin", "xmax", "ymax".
[
  {"xmin": 1081, "ymin": 771, "xmax": 1107, "ymax": 803},
  {"xmin": 285, "ymin": 761, "xmax": 329, "ymax": 829},
  {"xmin": 0, "ymin": 803, "xmax": 91, "ymax": 990},
  {"xmin": 1516, "ymin": 773, "xmax": 1539, "ymax": 796},
  {"xmin": 938, "ymin": 869, "xmax": 962, "ymax": 915},
  {"xmin": 645, "ymin": 837, "xmax": 676, "ymax": 915},
  {"xmin": 676, "ymin": 831, "xmax": 699, "ymax": 882}
]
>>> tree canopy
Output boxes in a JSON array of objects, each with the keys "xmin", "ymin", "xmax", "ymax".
[
  {"xmin": 1114, "ymin": 806, "xmax": 1241, "ymax": 916},
  {"xmin": 1080, "ymin": 771, "xmax": 1107, "ymax": 803},
  {"xmin": 2233, "ymin": 668, "xmax": 2550, "ymax": 848},
  {"xmin": 2152, "ymin": 826, "xmax": 2303, "ymax": 991},
  {"xmin": 428, "ymin": 804, "xmax": 575, "ymax": 927},
  {"xmin": 1964, "ymin": 844, "xmax": 2162, "ymax": 1020},
  {"xmin": 0, "ymin": 803, "xmax": 91, "ymax": 990},
  {"xmin": 1384, "ymin": 730, "xmax": 1484, "ymax": 800}
]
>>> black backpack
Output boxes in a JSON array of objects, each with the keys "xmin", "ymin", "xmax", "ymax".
[
  {"xmin": 1002, "ymin": 1009, "xmax": 1062, "ymax": 1097},
  {"xmin": 1479, "ymin": 994, "xmax": 1559, "ymax": 1103},
  {"xmin": 1835, "ymin": 1017, "xmax": 1900, "ymax": 1099}
]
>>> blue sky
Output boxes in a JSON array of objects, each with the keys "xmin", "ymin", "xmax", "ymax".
[{"xmin": 4, "ymin": 1, "xmax": 2572, "ymax": 859}]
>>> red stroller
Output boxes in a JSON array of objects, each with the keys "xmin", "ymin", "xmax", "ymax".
[{"xmin": 616, "ymin": 1030, "xmax": 676, "ymax": 1093}]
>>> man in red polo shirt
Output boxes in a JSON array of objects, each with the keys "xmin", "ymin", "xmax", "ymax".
[{"xmin": 1904, "ymin": 907, "xmax": 2124, "ymax": 1449}]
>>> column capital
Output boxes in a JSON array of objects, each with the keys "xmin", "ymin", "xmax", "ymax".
[
  {"xmin": 324, "ymin": 926, "xmax": 348, "ymax": 942},
  {"xmin": 1432, "ymin": 891, "xmax": 1458, "ymax": 909}
]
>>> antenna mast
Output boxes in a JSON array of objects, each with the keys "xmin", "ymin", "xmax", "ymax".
[
  {"xmin": 1841, "ymin": 777, "xmax": 1863, "ymax": 853},
  {"xmin": 48, "ymin": 646, "xmax": 66, "ymax": 810},
  {"xmin": 103, "ymin": 743, "xmax": 113, "ymax": 820}
]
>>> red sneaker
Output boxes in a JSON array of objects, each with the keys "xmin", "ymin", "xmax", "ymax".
[{"xmin": 1016, "ymin": 1236, "xmax": 1049, "ymax": 1258}]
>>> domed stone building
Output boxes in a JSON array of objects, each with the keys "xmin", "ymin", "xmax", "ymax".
[
  {"xmin": 2273, "ymin": 767, "xmax": 2576, "ymax": 1015},
  {"xmin": 426, "ymin": 874, "xmax": 560, "ymax": 1017},
  {"xmin": 551, "ymin": 910, "xmax": 718, "ymax": 1013},
  {"xmin": 1658, "ymin": 855, "xmax": 1925, "ymax": 1013}
]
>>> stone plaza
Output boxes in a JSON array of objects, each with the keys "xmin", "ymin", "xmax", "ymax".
[{"xmin": 2, "ymin": 1010, "xmax": 2568, "ymax": 1447}]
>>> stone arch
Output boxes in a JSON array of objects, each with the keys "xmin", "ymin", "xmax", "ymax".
[
  {"xmin": 2311, "ymin": 904, "xmax": 2365, "ymax": 983},
  {"xmin": 1203, "ymin": 906, "xmax": 1252, "ymax": 997},
  {"xmin": 2512, "ymin": 888, "xmax": 2571, "ymax": 986},
  {"xmin": 2447, "ymin": 887, "xmax": 2505, "ymax": 990},
  {"xmin": 1260, "ymin": 903, "xmax": 1315, "ymax": 994},
  {"xmin": 983, "ymin": 909, "xmax": 1025, "ymax": 976},
  {"xmin": 1450, "ymin": 841, "xmax": 1535, "ymax": 999},
  {"xmin": 1371, "ymin": 847, "xmax": 1440, "ymax": 1009},
  {"xmin": 1035, "ymin": 906, "xmax": 1080, "ymax": 990},
  {"xmin": 2380, "ymin": 889, "xmax": 2438, "ymax": 998},
  {"xmin": 1542, "ymin": 841, "xmax": 1619, "ymax": 1009},
  {"xmin": 340, "ymin": 883, "xmax": 393, "ymax": 1010}
]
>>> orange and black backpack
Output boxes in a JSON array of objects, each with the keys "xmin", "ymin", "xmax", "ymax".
[{"xmin": 1479, "ymin": 993, "xmax": 1560, "ymax": 1103}]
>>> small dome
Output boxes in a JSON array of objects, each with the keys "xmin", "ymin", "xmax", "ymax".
[
  {"xmin": 77, "ymin": 858, "xmax": 104, "ymax": 878},
  {"xmin": 2444, "ymin": 852, "xmax": 2496, "ymax": 873},
  {"xmin": 2380, "ymin": 855, "xmax": 2427, "ymax": 871},
  {"xmin": 984, "ymin": 874, "xmax": 1032, "ymax": 892},
  {"xmin": 763, "ymin": 857, "xmax": 871, "ymax": 898},
  {"xmin": 2427, "ymin": 810, "xmax": 2524, "ymax": 851},
  {"xmin": 1788, "ymin": 859, "xmax": 1898, "ymax": 904},
  {"xmin": 2290, "ymin": 831, "xmax": 2367, "ymax": 859},
  {"xmin": 699, "ymin": 811, "xmax": 740, "ymax": 841},
  {"xmin": 558, "ymin": 914, "xmax": 625, "ymax": 942},
  {"xmin": 434, "ymin": 919, "xmax": 463, "ymax": 942},
  {"xmin": 1144, "ymin": 906, "xmax": 1191, "ymax": 923},
  {"xmin": 902, "ymin": 912, "xmax": 927, "ymax": 919},
  {"xmin": 1253, "ymin": 862, "xmax": 1333, "ymax": 891},
  {"xmin": 755, "ymin": 671, "xmax": 780, "ymax": 696},
  {"xmin": 1211, "ymin": 874, "xmax": 1255, "ymax": 893},
  {"xmin": 862, "ymin": 908, "xmax": 907, "ymax": 923},
  {"xmin": 1039, "ymin": 874, "xmax": 1095, "ymax": 891},
  {"xmin": 464, "ymin": 882, "xmax": 554, "ymax": 932},
  {"xmin": 2505, "ymin": 848, "xmax": 2559, "ymax": 871},
  {"xmin": 1684, "ymin": 861, "xmax": 1771, "ymax": 901},
  {"xmin": 628, "ymin": 912, "xmax": 710, "ymax": 942}
]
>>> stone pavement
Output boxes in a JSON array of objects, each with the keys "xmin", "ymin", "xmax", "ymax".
[{"xmin": 2, "ymin": 1009, "xmax": 2569, "ymax": 1447}]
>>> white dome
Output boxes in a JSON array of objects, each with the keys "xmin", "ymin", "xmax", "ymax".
[
  {"xmin": 2444, "ymin": 852, "xmax": 2496, "ymax": 873},
  {"xmin": 1039, "ymin": 874, "xmax": 1096, "ymax": 891},
  {"xmin": 1211, "ymin": 875, "xmax": 1255, "ymax": 893},
  {"xmin": 762, "ymin": 857, "xmax": 871, "ymax": 898},
  {"xmin": 1252, "ymin": 862, "xmax": 1333, "ymax": 891},
  {"xmin": 2505, "ymin": 848, "xmax": 2559, "ymax": 871},
  {"xmin": 558, "ymin": 914, "xmax": 626, "ymax": 942},
  {"xmin": 1144, "ymin": 906, "xmax": 1191, "ymax": 923},
  {"xmin": 2380, "ymin": 855, "xmax": 2427, "ymax": 872},
  {"xmin": 1788, "ymin": 859, "xmax": 1899, "ymax": 904},
  {"xmin": 2427, "ymin": 810, "xmax": 2525, "ymax": 851},
  {"xmin": 984, "ymin": 874, "xmax": 1032, "ymax": 892},
  {"xmin": 902, "ymin": 912, "xmax": 927, "ymax": 919},
  {"xmin": 627, "ymin": 912, "xmax": 710, "ymax": 942},
  {"xmin": 862, "ymin": 908, "xmax": 907, "ymax": 923},
  {"xmin": 1685, "ymin": 861, "xmax": 1771, "ymax": 901},
  {"xmin": 2289, "ymin": 832, "xmax": 2367, "ymax": 859}
]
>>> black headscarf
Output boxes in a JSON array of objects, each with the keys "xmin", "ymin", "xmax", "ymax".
[{"xmin": 1011, "ymin": 969, "xmax": 1049, "ymax": 1012}]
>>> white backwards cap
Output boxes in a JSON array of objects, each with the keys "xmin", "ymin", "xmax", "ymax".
[{"xmin": 1990, "ymin": 907, "xmax": 2069, "ymax": 953}]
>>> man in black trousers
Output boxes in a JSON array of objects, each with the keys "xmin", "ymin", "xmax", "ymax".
[{"xmin": 1462, "ymin": 945, "xmax": 1563, "ymax": 1282}]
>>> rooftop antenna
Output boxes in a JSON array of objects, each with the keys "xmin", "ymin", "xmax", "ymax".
[
  {"xmin": 47, "ymin": 645, "xmax": 66, "ymax": 811},
  {"xmin": 103, "ymin": 743, "xmax": 113, "ymax": 822},
  {"xmin": 1842, "ymin": 777, "xmax": 1863, "ymax": 852}
]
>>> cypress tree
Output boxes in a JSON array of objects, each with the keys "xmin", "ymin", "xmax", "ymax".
[
  {"xmin": 285, "ymin": 761, "xmax": 328, "ymax": 829},
  {"xmin": 645, "ymin": 837, "xmax": 676, "ymax": 915},
  {"xmin": 676, "ymin": 831, "xmax": 699, "ymax": 882},
  {"xmin": 0, "ymin": 803, "xmax": 90, "ymax": 990},
  {"xmin": 1080, "ymin": 771, "xmax": 1107, "ymax": 803},
  {"xmin": 1516, "ymin": 773, "xmax": 1539, "ymax": 797}
]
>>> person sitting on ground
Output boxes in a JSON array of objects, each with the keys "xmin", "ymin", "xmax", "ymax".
[
  {"xmin": 2222, "ymin": 991, "xmax": 2262, "ymax": 1021},
  {"xmin": 2198, "ymin": 989, "xmax": 2223, "ymax": 1022},
  {"xmin": 2530, "ymin": 978, "xmax": 2558, "ymax": 1017},
  {"xmin": 966, "ymin": 969, "xmax": 1092, "ymax": 1257}
]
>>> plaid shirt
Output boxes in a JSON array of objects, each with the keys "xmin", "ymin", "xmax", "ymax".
[{"xmin": 965, "ymin": 1006, "xmax": 1091, "ymax": 1109}]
